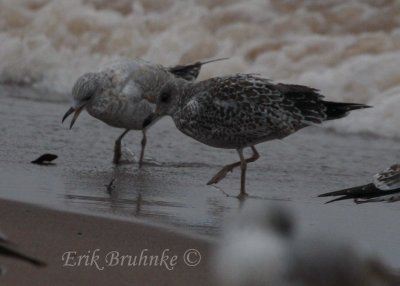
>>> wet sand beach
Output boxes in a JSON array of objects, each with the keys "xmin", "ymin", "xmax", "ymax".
[{"xmin": 0, "ymin": 198, "xmax": 215, "ymax": 286}]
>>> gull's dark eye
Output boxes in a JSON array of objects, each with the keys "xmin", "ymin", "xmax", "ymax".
[{"xmin": 160, "ymin": 91, "xmax": 171, "ymax": 103}]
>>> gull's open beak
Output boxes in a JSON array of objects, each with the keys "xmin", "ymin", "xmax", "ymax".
[
  {"xmin": 143, "ymin": 113, "xmax": 156, "ymax": 129},
  {"xmin": 62, "ymin": 107, "xmax": 74, "ymax": 124},
  {"xmin": 62, "ymin": 104, "xmax": 86, "ymax": 129},
  {"xmin": 143, "ymin": 107, "xmax": 165, "ymax": 129}
]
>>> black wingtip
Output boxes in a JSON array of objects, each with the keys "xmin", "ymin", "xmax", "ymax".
[
  {"xmin": 169, "ymin": 57, "xmax": 229, "ymax": 81},
  {"xmin": 318, "ymin": 192, "xmax": 332, "ymax": 197},
  {"xmin": 351, "ymin": 104, "xmax": 372, "ymax": 110},
  {"xmin": 318, "ymin": 188, "xmax": 351, "ymax": 198},
  {"xmin": 22, "ymin": 255, "xmax": 46, "ymax": 267},
  {"xmin": 30, "ymin": 258, "xmax": 47, "ymax": 267},
  {"xmin": 324, "ymin": 102, "xmax": 372, "ymax": 121},
  {"xmin": 0, "ymin": 245, "xmax": 47, "ymax": 267},
  {"xmin": 323, "ymin": 196, "xmax": 352, "ymax": 204},
  {"xmin": 198, "ymin": 57, "xmax": 230, "ymax": 66}
]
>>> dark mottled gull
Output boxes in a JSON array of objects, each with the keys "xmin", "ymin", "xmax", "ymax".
[
  {"xmin": 319, "ymin": 164, "xmax": 400, "ymax": 204},
  {"xmin": 143, "ymin": 74, "xmax": 371, "ymax": 198},
  {"xmin": 62, "ymin": 58, "xmax": 226, "ymax": 166}
]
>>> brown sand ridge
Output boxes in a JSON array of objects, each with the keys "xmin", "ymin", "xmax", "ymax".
[{"xmin": 0, "ymin": 199, "xmax": 216, "ymax": 286}]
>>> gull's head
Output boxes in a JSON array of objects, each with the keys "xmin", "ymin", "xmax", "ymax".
[
  {"xmin": 62, "ymin": 72, "xmax": 99, "ymax": 129},
  {"xmin": 142, "ymin": 80, "xmax": 180, "ymax": 129}
]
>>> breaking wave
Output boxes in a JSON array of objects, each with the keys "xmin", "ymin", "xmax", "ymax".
[{"xmin": 1, "ymin": 0, "xmax": 400, "ymax": 137}]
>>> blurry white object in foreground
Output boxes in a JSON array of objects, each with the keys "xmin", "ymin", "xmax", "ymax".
[{"xmin": 213, "ymin": 204, "xmax": 400, "ymax": 286}]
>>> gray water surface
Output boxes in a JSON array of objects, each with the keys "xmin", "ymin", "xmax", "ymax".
[{"xmin": 1, "ymin": 93, "xmax": 400, "ymax": 266}]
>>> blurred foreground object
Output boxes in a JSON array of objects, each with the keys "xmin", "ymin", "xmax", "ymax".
[
  {"xmin": 213, "ymin": 204, "xmax": 400, "ymax": 286},
  {"xmin": 0, "ymin": 229, "xmax": 46, "ymax": 275}
]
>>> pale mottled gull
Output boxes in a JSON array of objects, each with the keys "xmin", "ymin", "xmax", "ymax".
[
  {"xmin": 62, "ymin": 58, "xmax": 226, "ymax": 166},
  {"xmin": 213, "ymin": 205, "xmax": 400, "ymax": 286},
  {"xmin": 143, "ymin": 74, "xmax": 370, "ymax": 198},
  {"xmin": 319, "ymin": 164, "xmax": 400, "ymax": 204}
]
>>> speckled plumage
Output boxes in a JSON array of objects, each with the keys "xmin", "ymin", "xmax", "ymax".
[
  {"xmin": 167, "ymin": 74, "xmax": 344, "ymax": 149},
  {"xmin": 319, "ymin": 164, "xmax": 400, "ymax": 203},
  {"xmin": 63, "ymin": 58, "xmax": 223, "ymax": 165},
  {"xmin": 148, "ymin": 74, "xmax": 370, "ymax": 197}
]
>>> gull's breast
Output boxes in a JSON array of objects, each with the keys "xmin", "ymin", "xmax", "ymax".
[{"xmin": 87, "ymin": 92, "xmax": 154, "ymax": 130}]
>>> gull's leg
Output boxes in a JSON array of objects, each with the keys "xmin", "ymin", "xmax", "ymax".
[
  {"xmin": 207, "ymin": 146, "xmax": 260, "ymax": 185},
  {"xmin": 113, "ymin": 129, "xmax": 130, "ymax": 164},
  {"xmin": 138, "ymin": 130, "xmax": 147, "ymax": 168},
  {"xmin": 237, "ymin": 148, "xmax": 248, "ymax": 199}
]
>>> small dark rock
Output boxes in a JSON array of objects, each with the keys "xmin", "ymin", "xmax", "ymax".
[{"xmin": 31, "ymin": 154, "xmax": 58, "ymax": 165}]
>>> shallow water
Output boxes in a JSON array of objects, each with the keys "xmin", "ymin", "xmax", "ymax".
[
  {"xmin": 1, "ymin": 0, "xmax": 400, "ymax": 137},
  {"xmin": 1, "ymin": 94, "xmax": 400, "ymax": 266}
]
